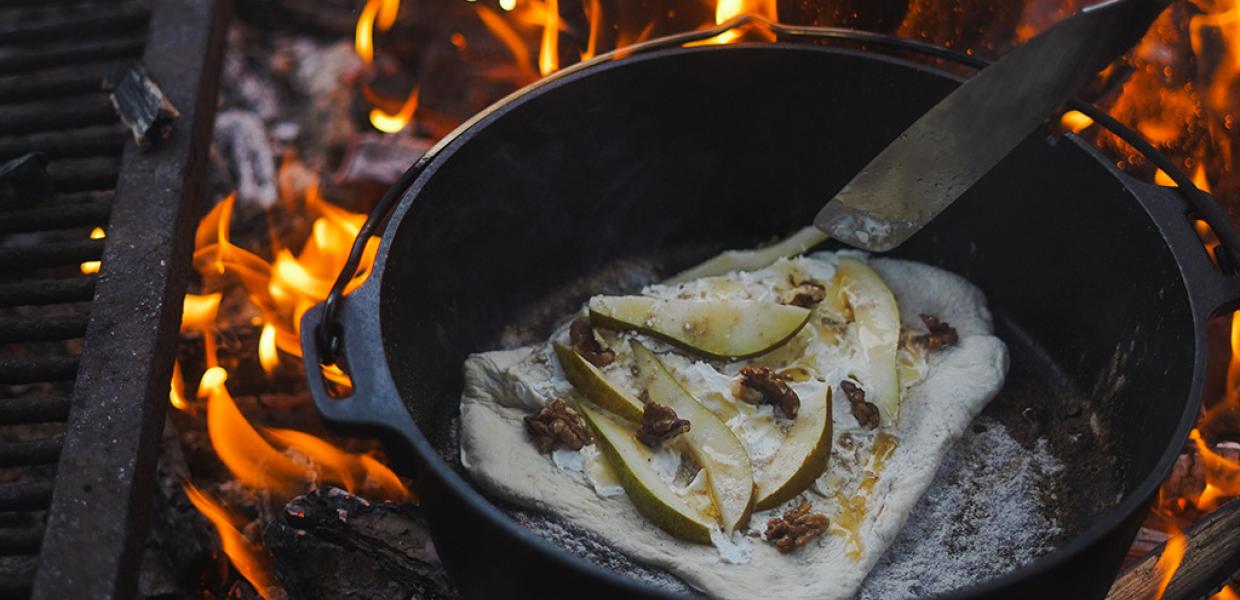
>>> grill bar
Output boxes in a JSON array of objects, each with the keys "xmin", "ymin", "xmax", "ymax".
[
  {"xmin": 0, "ymin": 437, "xmax": 63, "ymax": 467},
  {"xmin": 0, "ymin": 239, "xmax": 105, "ymax": 271},
  {"xmin": 0, "ymin": 97, "xmax": 118, "ymax": 138},
  {"xmin": 0, "ymin": 528, "xmax": 44, "ymax": 556},
  {"xmin": 0, "ymin": 126, "xmax": 127, "ymax": 162},
  {"xmin": 0, "ymin": 278, "xmax": 96, "ymax": 308},
  {"xmin": 0, "ymin": 315, "xmax": 89, "ymax": 343},
  {"xmin": 0, "ymin": 5, "xmax": 149, "ymax": 44},
  {"xmin": 0, "ymin": 358, "xmax": 80, "ymax": 384},
  {"xmin": 0, "ymin": 37, "xmax": 145, "ymax": 76},
  {"xmin": 0, "ymin": 203, "xmax": 110, "ymax": 234},
  {"xmin": 0, "ymin": 481, "xmax": 53, "ymax": 512},
  {"xmin": 0, "ymin": 397, "xmax": 71, "ymax": 425},
  {"xmin": 0, "ymin": 65, "xmax": 117, "ymax": 105},
  {"xmin": 47, "ymin": 157, "xmax": 121, "ymax": 192},
  {"xmin": 31, "ymin": 0, "xmax": 228, "ymax": 597}
]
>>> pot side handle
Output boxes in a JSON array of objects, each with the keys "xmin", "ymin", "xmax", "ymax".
[
  {"xmin": 300, "ymin": 280, "xmax": 423, "ymax": 451},
  {"xmin": 1126, "ymin": 177, "xmax": 1240, "ymax": 318}
]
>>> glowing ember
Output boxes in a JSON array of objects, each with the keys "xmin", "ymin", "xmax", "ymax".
[
  {"xmin": 1060, "ymin": 110, "xmax": 1094, "ymax": 134},
  {"xmin": 1212, "ymin": 584, "xmax": 1240, "ymax": 600},
  {"xmin": 184, "ymin": 483, "xmax": 278, "ymax": 600},
  {"xmin": 79, "ymin": 226, "xmax": 105, "ymax": 274}
]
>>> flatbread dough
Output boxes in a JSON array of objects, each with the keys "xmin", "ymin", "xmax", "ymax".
[{"xmin": 459, "ymin": 252, "xmax": 1008, "ymax": 600}]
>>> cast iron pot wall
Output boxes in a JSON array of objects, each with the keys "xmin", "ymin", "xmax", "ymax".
[{"xmin": 308, "ymin": 45, "xmax": 1234, "ymax": 599}]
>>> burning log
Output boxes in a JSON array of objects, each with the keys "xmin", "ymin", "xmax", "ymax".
[
  {"xmin": 1106, "ymin": 496, "xmax": 1240, "ymax": 600},
  {"xmin": 104, "ymin": 63, "xmax": 181, "ymax": 149},
  {"xmin": 264, "ymin": 488, "xmax": 457, "ymax": 600},
  {"xmin": 215, "ymin": 110, "xmax": 278, "ymax": 207}
]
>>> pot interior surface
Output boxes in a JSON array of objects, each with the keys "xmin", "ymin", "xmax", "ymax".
[{"xmin": 375, "ymin": 45, "xmax": 1196, "ymax": 595}]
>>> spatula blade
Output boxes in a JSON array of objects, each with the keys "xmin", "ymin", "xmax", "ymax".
[{"xmin": 814, "ymin": 0, "xmax": 1169, "ymax": 252}]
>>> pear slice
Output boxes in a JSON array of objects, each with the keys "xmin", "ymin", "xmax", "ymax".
[
  {"xmin": 834, "ymin": 256, "xmax": 901, "ymax": 426},
  {"xmin": 553, "ymin": 343, "xmax": 644, "ymax": 422},
  {"xmin": 588, "ymin": 296, "xmax": 810, "ymax": 359},
  {"xmin": 754, "ymin": 385, "xmax": 833, "ymax": 510},
  {"xmin": 576, "ymin": 401, "xmax": 715, "ymax": 544},
  {"xmin": 631, "ymin": 341, "xmax": 755, "ymax": 533}
]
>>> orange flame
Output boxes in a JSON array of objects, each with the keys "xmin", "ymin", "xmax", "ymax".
[
  {"xmin": 708, "ymin": 0, "xmax": 777, "ymax": 44},
  {"xmin": 1211, "ymin": 585, "xmax": 1240, "ymax": 600},
  {"xmin": 580, "ymin": 0, "xmax": 600, "ymax": 61},
  {"xmin": 369, "ymin": 86, "xmax": 420, "ymax": 133},
  {"xmin": 79, "ymin": 227, "xmax": 106, "ymax": 274},
  {"xmin": 476, "ymin": 4, "xmax": 537, "ymax": 81},
  {"xmin": 355, "ymin": 0, "xmax": 401, "ymax": 65},
  {"xmin": 1152, "ymin": 530, "xmax": 1188, "ymax": 600},
  {"xmin": 538, "ymin": 0, "xmax": 559, "ymax": 75},
  {"xmin": 184, "ymin": 483, "xmax": 278, "ymax": 600}
]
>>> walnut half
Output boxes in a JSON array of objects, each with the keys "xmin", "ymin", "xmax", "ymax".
[
  {"xmin": 733, "ymin": 365, "xmax": 800, "ymax": 418},
  {"xmin": 840, "ymin": 380, "xmax": 880, "ymax": 430},
  {"xmin": 916, "ymin": 314, "xmax": 958, "ymax": 351},
  {"xmin": 780, "ymin": 281, "xmax": 827, "ymax": 308},
  {"xmin": 524, "ymin": 399, "xmax": 592, "ymax": 454},
  {"xmin": 636, "ymin": 401, "xmax": 691, "ymax": 447},
  {"xmin": 765, "ymin": 500, "xmax": 830, "ymax": 553},
  {"xmin": 570, "ymin": 317, "xmax": 615, "ymax": 367}
]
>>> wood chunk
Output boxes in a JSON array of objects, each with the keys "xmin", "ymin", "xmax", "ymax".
[
  {"xmin": 106, "ymin": 63, "xmax": 181, "ymax": 149},
  {"xmin": 265, "ymin": 488, "xmax": 458, "ymax": 600},
  {"xmin": 1107, "ymin": 497, "xmax": 1240, "ymax": 600}
]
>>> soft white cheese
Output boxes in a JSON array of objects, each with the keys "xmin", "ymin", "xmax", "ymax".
[{"xmin": 458, "ymin": 252, "xmax": 1008, "ymax": 600}]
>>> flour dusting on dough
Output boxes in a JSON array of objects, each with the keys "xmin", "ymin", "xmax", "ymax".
[{"xmin": 460, "ymin": 252, "xmax": 1008, "ymax": 600}]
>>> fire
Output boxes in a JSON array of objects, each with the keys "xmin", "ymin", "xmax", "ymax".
[
  {"xmin": 581, "ymin": 0, "xmax": 600, "ymax": 61},
  {"xmin": 538, "ymin": 0, "xmax": 559, "ymax": 75},
  {"xmin": 369, "ymin": 86, "xmax": 419, "ymax": 133},
  {"xmin": 1213, "ymin": 585, "xmax": 1240, "ymax": 600},
  {"xmin": 355, "ymin": 0, "xmax": 400, "ymax": 65},
  {"xmin": 1152, "ymin": 529, "xmax": 1188, "ymax": 600},
  {"xmin": 79, "ymin": 226, "xmax": 106, "ymax": 274},
  {"xmin": 184, "ymin": 483, "xmax": 277, "ymax": 600},
  {"xmin": 710, "ymin": 0, "xmax": 777, "ymax": 44}
]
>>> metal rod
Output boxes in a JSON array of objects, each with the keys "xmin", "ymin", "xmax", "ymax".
[
  {"xmin": 0, "ymin": 125, "xmax": 127, "ymax": 162},
  {"xmin": 46, "ymin": 157, "xmax": 121, "ymax": 192},
  {"xmin": 0, "ymin": 202, "xmax": 111, "ymax": 234},
  {"xmin": 0, "ymin": 239, "xmax": 104, "ymax": 271},
  {"xmin": 0, "ymin": 481, "xmax": 53, "ymax": 511},
  {"xmin": 0, "ymin": 396, "xmax": 71, "ymax": 425},
  {"xmin": 0, "ymin": 315, "xmax": 89, "ymax": 343},
  {"xmin": 0, "ymin": 4, "xmax": 148, "ymax": 44},
  {"xmin": 0, "ymin": 65, "xmax": 114, "ymax": 104},
  {"xmin": 0, "ymin": 437, "xmax": 63, "ymax": 466},
  {"xmin": 0, "ymin": 97, "xmax": 116, "ymax": 138},
  {"xmin": 0, "ymin": 357, "xmax": 79, "ymax": 384},
  {"xmin": 0, "ymin": 37, "xmax": 144, "ymax": 76},
  {"xmin": 0, "ymin": 277, "xmax": 96, "ymax": 307},
  {"xmin": 0, "ymin": 528, "xmax": 45, "ymax": 556}
]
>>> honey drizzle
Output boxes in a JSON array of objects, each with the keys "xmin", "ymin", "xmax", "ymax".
[{"xmin": 830, "ymin": 432, "xmax": 900, "ymax": 560}]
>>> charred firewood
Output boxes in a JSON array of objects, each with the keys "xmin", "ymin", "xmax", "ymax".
[
  {"xmin": 105, "ymin": 63, "xmax": 181, "ymax": 150},
  {"xmin": 265, "ymin": 488, "xmax": 458, "ymax": 600}
]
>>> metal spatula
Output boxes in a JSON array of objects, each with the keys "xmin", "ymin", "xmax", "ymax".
[{"xmin": 814, "ymin": 0, "xmax": 1173, "ymax": 252}]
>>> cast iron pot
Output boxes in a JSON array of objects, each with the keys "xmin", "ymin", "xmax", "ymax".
[{"xmin": 301, "ymin": 27, "xmax": 1240, "ymax": 600}]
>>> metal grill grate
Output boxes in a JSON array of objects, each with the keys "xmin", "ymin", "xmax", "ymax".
[{"xmin": 0, "ymin": 1, "xmax": 226, "ymax": 598}]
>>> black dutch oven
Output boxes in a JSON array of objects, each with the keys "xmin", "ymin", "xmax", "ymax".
[{"xmin": 300, "ymin": 20, "xmax": 1240, "ymax": 600}]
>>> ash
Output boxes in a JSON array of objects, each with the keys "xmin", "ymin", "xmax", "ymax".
[
  {"xmin": 508, "ymin": 509, "xmax": 700, "ymax": 596},
  {"xmin": 859, "ymin": 417, "xmax": 1065, "ymax": 599}
]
